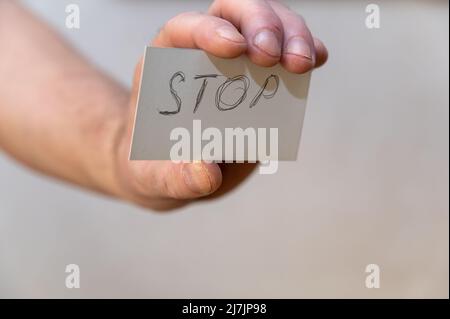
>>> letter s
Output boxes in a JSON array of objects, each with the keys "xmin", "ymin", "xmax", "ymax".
[{"xmin": 159, "ymin": 71, "xmax": 185, "ymax": 115}]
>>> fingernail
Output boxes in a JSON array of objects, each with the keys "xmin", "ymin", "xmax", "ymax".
[
  {"xmin": 182, "ymin": 162, "xmax": 213, "ymax": 195},
  {"xmin": 216, "ymin": 26, "xmax": 246, "ymax": 43},
  {"xmin": 285, "ymin": 37, "xmax": 313, "ymax": 60},
  {"xmin": 253, "ymin": 29, "xmax": 281, "ymax": 57}
]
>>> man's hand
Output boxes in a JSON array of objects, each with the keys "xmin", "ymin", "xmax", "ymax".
[
  {"xmin": 0, "ymin": 1, "xmax": 327, "ymax": 210},
  {"xmin": 116, "ymin": 0, "xmax": 328, "ymax": 208}
]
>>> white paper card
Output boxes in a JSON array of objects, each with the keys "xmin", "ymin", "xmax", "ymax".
[{"xmin": 130, "ymin": 47, "xmax": 311, "ymax": 161}]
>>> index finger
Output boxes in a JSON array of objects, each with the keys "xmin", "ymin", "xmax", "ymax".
[{"xmin": 209, "ymin": 0, "xmax": 284, "ymax": 67}]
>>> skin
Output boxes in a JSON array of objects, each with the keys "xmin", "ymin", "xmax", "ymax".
[{"xmin": 0, "ymin": 0, "xmax": 328, "ymax": 210}]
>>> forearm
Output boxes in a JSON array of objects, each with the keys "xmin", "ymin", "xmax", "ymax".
[
  {"xmin": 0, "ymin": 0, "xmax": 327, "ymax": 209},
  {"xmin": 0, "ymin": 1, "xmax": 129, "ymax": 195}
]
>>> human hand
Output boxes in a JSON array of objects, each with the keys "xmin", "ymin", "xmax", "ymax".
[{"xmin": 114, "ymin": 0, "xmax": 328, "ymax": 209}]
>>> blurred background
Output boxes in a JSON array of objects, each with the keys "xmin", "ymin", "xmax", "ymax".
[{"xmin": 0, "ymin": 0, "xmax": 448, "ymax": 298}]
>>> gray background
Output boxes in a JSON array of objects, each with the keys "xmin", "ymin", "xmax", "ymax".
[{"xmin": 0, "ymin": 0, "xmax": 448, "ymax": 298}]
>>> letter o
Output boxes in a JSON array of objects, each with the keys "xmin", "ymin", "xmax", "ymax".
[{"xmin": 215, "ymin": 75, "xmax": 250, "ymax": 111}]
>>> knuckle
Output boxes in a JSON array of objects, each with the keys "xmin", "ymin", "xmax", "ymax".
[
  {"xmin": 162, "ymin": 16, "xmax": 178, "ymax": 31},
  {"xmin": 163, "ymin": 11, "xmax": 200, "ymax": 31},
  {"xmin": 162, "ymin": 174, "xmax": 176, "ymax": 199},
  {"xmin": 262, "ymin": 16, "xmax": 284, "ymax": 36},
  {"xmin": 164, "ymin": 164, "xmax": 185, "ymax": 199}
]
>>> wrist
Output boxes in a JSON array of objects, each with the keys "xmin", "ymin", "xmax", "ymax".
[{"xmin": 77, "ymin": 74, "xmax": 131, "ymax": 198}]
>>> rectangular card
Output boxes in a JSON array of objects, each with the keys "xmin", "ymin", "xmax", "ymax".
[{"xmin": 130, "ymin": 47, "xmax": 311, "ymax": 161}]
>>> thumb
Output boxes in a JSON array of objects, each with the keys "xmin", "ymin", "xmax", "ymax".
[{"xmin": 119, "ymin": 160, "xmax": 223, "ymax": 202}]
